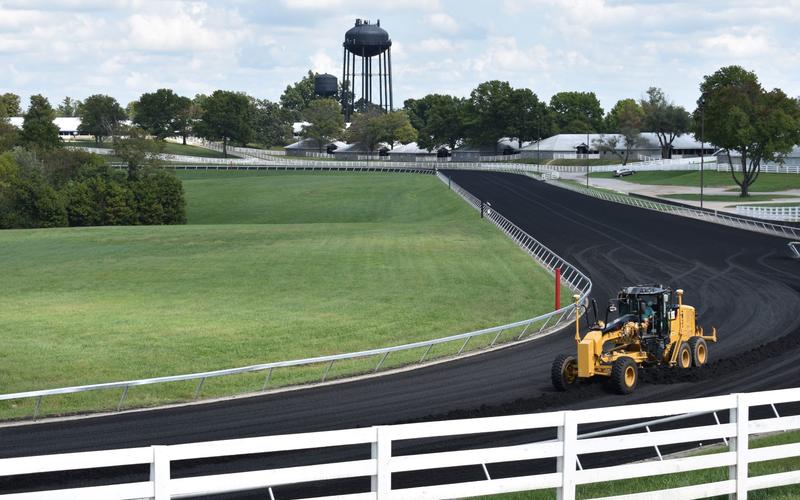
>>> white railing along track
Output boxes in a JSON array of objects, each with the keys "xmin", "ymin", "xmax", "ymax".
[{"xmin": 3, "ymin": 386, "xmax": 799, "ymax": 499}]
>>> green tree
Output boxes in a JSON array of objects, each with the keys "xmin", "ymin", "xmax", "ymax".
[
  {"xmin": 417, "ymin": 94, "xmax": 465, "ymax": 151},
  {"xmin": 508, "ymin": 88, "xmax": 548, "ymax": 148},
  {"xmin": 78, "ymin": 94, "xmax": 127, "ymax": 144},
  {"xmin": 595, "ymin": 99, "xmax": 646, "ymax": 165},
  {"xmin": 20, "ymin": 94, "xmax": 61, "ymax": 150},
  {"xmin": 0, "ymin": 120, "xmax": 18, "ymax": 151},
  {"xmin": 0, "ymin": 93, "xmax": 21, "ymax": 117},
  {"xmin": 196, "ymin": 90, "xmax": 254, "ymax": 157},
  {"xmin": 56, "ymin": 97, "xmax": 82, "ymax": 117},
  {"xmin": 404, "ymin": 96, "xmax": 437, "ymax": 132},
  {"xmin": 0, "ymin": 166, "xmax": 67, "ymax": 229},
  {"xmin": 695, "ymin": 65, "xmax": 800, "ymax": 197},
  {"xmin": 549, "ymin": 91, "xmax": 604, "ymax": 133},
  {"xmin": 301, "ymin": 98, "xmax": 344, "ymax": 152},
  {"xmin": 133, "ymin": 89, "xmax": 186, "ymax": 139},
  {"xmin": 346, "ymin": 110, "xmax": 384, "ymax": 152},
  {"xmin": 640, "ymin": 87, "xmax": 691, "ymax": 158},
  {"xmin": 172, "ymin": 96, "xmax": 197, "ymax": 145},
  {"xmin": 378, "ymin": 111, "xmax": 417, "ymax": 148},
  {"xmin": 253, "ymin": 99, "xmax": 293, "ymax": 148},
  {"xmin": 114, "ymin": 125, "xmax": 164, "ymax": 180},
  {"xmin": 463, "ymin": 80, "xmax": 516, "ymax": 150},
  {"xmin": 280, "ymin": 70, "xmax": 317, "ymax": 121}
]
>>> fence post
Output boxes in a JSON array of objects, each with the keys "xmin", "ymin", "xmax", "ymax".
[
  {"xmin": 557, "ymin": 411, "xmax": 577, "ymax": 500},
  {"xmin": 151, "ymin": 445, "xmax": 170, "ymax": 500},
  {"xmin": 729, "ymin": 394, "xmax": 749, "ymax": 499},
  {"xmin": 374, "ymin": 426, "xmax": 392, "ymax": 498}
]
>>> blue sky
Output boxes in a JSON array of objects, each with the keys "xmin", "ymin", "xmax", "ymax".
[{"xmin": 1, "ymin": 0, "xmax": 799, "ymax": 113}]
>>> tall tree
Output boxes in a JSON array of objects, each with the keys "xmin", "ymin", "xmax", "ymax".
[
  {"xmin": 300, "ymin": 98, "xmax": 344, "ymax": 152},
  {"xmin": 549, "ymin": 91, "xmax": 604, "ymax": 133},
  {"xmin": 404, "ymin": 96, "xmax": 437, "ymax": 132},
  {"xmin": 78, "ymin": 94, "xmax": 127, "ymax": 144},
  {"xmin": 134, "ymin": 88, "xmax": 191, "ymax": 140},
  {"xmin": 171, "ymin": 95, "xmax": 195, "ymax": 145},
  {"xmin": 508, "ymin": 88, "xmax": 547, "ymax": 148},
  {"xmin": 253, "ymin": 99, "xmax": 292, "ymax": 148},
  {"xmin": 113, "ymin": 125, "xmax": 164, "ymax": 180},
  {"xmin": 378, "ymin": 111, "xmax": 417, "ymax": 149},
  {"xmin": 0, "ymin": 93, "xmax": 21, "ymax": 117},
  {"xmin": 20, "ymin": 94, "xmax": 61, "ymax": 150},
  {"xmin": 640, "ymin": 87, "xmax": 691, "ymax": 159},
  {"xmin": 56, "ymin": 97, "xmax": 81, "ymax": 117},
  {"xmin": 463, "ymin": 80, "xmax": 516, "ymax": 150},
  {"xmin": 595, "ymin": 99, "xmax": 645, "ymax": 165},
  {"xmin": 417, "ymin": 95, "xmax": 465, "ymax": 151},
  {"xmin": 695, "ymin": 65, "xmax": 800, "ymax": 197},
  {"xmin": 280, "ymin": 70, "xmax": 318, "ymax": 121},
  {"xmin": 196, "ymin": 90, "xmax": 255, "ymax": 157},
  {"xmin": 346, "ymin": 110, "xmax": 385, "ymax": 152}
]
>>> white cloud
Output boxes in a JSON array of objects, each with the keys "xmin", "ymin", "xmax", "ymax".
[
  {"xmin": 310, "ymin": 50, "xmax": 338, "ymax": 75},
  {"xmin": 700, "ymin": 31, "xmax": 772, "ymax": 58},
  {"xmin": 425, "ymin": 12, "xmax": 458, "ymax": 34},
  {"xmin": 418, "ymin": 38, "xmax": 458, "ymax": 52},
  {"xmin": 126, "ymin": 5, "xmax": 246, "ymax": 52}
]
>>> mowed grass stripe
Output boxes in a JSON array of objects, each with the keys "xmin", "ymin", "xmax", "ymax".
[{"xmin": 1, "ymin": 172, "xmax": 562, "ymax": 416}]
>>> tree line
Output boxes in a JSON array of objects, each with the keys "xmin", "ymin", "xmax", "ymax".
[
  {"xmin": 0, "ymin": 94, "xmax": 186, "ymax": 229},
  {"xmin": 2, "ymin": 64, "xmax": 798, "ymax": 198}
]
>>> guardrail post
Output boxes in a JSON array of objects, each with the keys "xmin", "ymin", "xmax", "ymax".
[
  {"xmin": 151, "ymin": 445, "xmax": 170, "ymax": 500},
  {"xmin": 729, "ymin": 394, "xmax": 749, "ymax": 499},
  {"xmin": 557, "ymin": 411, "xmax": 577, "ymax": 500},
  {"xmin": 374, "ymin": 426, "xmax": 392, "ymax": 498}
]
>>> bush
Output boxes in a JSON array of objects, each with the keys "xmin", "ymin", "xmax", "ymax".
[{"xmin": 0, "ymin": 149, "xmax": 187, "ymax": 229}]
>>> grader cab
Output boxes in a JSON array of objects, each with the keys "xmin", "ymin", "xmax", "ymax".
[{"xmin": 551, "ymin": 286, "xmax": 717, "ymax": 394}]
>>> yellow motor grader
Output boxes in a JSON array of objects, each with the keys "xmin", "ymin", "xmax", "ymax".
[{"xmin": 551, "ymin": 285, "xmax": 717, "ymax": 394}]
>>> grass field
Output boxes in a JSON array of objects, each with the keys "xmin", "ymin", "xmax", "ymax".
[
  {"xmin": 472, "ymin": 430, "xmax": 800, "ymax": 499},
  {"xmin": 590, "ymin": 170, "xmax": 800, "ymax": 192},
  {"xmin": 0, "ymin": 171, "xmax": 564, "ymax": 418},
  {"xmin": 66, "ymin": 139, "xmax": 237, "ymax": 158}
]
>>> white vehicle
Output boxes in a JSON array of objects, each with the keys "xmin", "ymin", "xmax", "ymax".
[{"xmin": 613, "ymin": 167, "xmax": 635, "ymax": 177}]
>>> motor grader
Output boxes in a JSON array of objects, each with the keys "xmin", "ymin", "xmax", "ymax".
[{"xmin": 551, "ymin": 285, "xmax": 717, "ymax": 394}]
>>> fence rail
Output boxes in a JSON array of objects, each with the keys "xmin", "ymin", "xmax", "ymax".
[
  {"xmin": 4, "ymin": 386, "xmax": 798, "ymax": 499},
  {"xmin": 0, "ymin": 173, "xmax": 590, "ymax": 420},
  {"xmin": 736, "ymin": 205, "xmax": 800, "ymax": 222}
]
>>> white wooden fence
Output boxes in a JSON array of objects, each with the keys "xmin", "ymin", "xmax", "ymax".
[
  {"xmin": 2, "ymin": 386, "xmax": 798, "ymax": 499},
  {"xmin": 736, "ymin": 205, "xmax": 800, "ymax": 222}
]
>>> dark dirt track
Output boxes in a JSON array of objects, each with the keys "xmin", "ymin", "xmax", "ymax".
[{"xmin": 2, "ymin": 171, "xmax": 800, "ymax": 496}]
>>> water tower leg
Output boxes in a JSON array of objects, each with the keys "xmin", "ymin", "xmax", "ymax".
[{"xmin": 388, "ymin": 47, "xmax": 393, "ymax": 111}]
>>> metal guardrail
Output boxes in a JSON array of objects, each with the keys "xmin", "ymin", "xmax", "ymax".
[
  {"xmin": 550, "ymin": 179, "xmax": 800, "ymax": 240},
  {"xmin": 789, "ymin": 242, "xmax": 800, "ymax": 258},
  {"xmin": 0, "ymin": 173, "xmax": 591, "ymax": 419}
]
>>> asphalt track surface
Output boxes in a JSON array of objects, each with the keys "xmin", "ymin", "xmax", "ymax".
[{"xmin": 3, "ymin": 171, "xmax": 800, "ymax": 497}]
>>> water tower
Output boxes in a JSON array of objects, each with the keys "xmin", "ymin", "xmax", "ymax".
[
  {"xmin": 314, "ymin": 73, "xmax": 338, "ymax": 98},
  {"xmin": 342, "ymin": 18, "xmax": 393, "ymax": 121}
]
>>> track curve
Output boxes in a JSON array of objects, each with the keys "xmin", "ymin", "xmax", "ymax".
[{"xmin": 2, "ymin": 171, "xmax": 799, "ymax": 495}]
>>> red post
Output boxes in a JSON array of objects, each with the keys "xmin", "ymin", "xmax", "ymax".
[{"xmin": 555, "ymin": 267, "xmax": 562, "ymax": 310}]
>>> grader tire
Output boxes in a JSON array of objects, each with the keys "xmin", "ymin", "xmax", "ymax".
[
  {"xmin": 551, "ymin": 354, "xmax": 578, "ymax": 392},
  {"xmin": 689, "ymin": 337, "xmax": 708, "ymax": 367},
  {"xmin": 677, "ymin": 342, "xmax": 693, "ymax": 369},
  {"xmin": 611, "ymin": 357, "xmax": 638, "ymax": 394}
]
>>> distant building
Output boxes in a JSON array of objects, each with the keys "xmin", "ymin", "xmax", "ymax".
[
  {"xmin": 451, "ymin": 138, "xmax": 529, "ymax": 161},
  {"xmin": 8, "ymin": 116, "xmax": 82, "ymax": 137},
  {"xmin": 284, "ymin": 137, "xmax": 347, "ymax": 156},
  {"xmin": 520, "ymin": 133, "xmax": 715, "ymax": 161}
]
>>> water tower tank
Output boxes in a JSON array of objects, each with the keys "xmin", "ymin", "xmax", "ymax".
[
  {"xmin": 344, "ymin": 19, "xmax": 391, "ymax": 57},
  {"xmin": 314, "ymin": 73, "xmax": 338, "ymax": 97}
]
